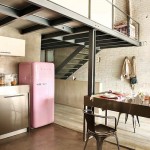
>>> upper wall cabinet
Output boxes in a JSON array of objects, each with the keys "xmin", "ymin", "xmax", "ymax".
[{"xmin": 0, "ymin": 36, "xmax": 25, "ymax": 57}]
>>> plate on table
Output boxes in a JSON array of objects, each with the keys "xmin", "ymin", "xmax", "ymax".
[{"xmin": 99, "ymin": 93, "xmax": 118, "ymax": 99}]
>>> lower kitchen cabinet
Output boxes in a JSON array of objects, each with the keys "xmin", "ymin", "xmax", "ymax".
[{"xmin": 0, "ymin": 85, "xmax": 29, "ymax": 138}]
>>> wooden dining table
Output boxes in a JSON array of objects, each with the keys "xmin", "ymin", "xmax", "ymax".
[{"xmin": 83, "ymin": 95, "xmax": 150, "ymax": 142}]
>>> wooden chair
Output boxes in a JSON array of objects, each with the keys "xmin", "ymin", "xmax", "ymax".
[{"xmin": 83, "ymin": 109, "xmax": 120, "ymax": 150}]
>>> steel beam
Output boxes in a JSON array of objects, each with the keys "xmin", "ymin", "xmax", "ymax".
[
  {"xmin": 74, "ymin": 34, "xmax": 116, "ymax": 43},
  {"xmin": 19, "ymin": 4, "xmax": 41, "ymax": 17},
  {"xmin": 42, "ymin": 31, "xmax": 68, "ymax": 40},
  {"xmin": 24, "ymin": 15, "xmax": 50, "ymax": 26},
  {"xmin": 42, "ymin": 43, "xmax": 76, "ymax": 50},
  {"xmin": 0, "ymin": 16, "xmax": 16, "ymax": 27},
  {"xmin": 73, "ymin": 26, "xmax": 91, "ymax": 33},
  {"xmin": 55, "ymin": 46, "xmax": 85, "ymax": 73},
  {"xmin": 0, "ymin": 4, "xmax": 41, "ymax": 27},
  {"xmin": 50, "ymin": 17, "xmax": 72, "ymax": 26},
  {"xmin": 21, "ymin": 24, "xmax": 46, "ymax": 34},
  {"xmin": 63, "ymin": 32, "xmax": 89, "ymax": 41},
  {"xmin": 21, "ymin": 16, "xmax": 73, "ymax": 34},
  {"xmin": 0, "ymin": 4, "xmax": 73, "ymax": 34},
  {"xmin": 88, "ymin": 29, "xmax": 96, "ymax": 96},
  {"xmin": 101, "ymin": 44, "xmax": 134, "ymax": 49},
  {"xmin": 42, "ymin": 26, "xmax": 90, "ymax": 41},
  {"xmin": 96, "ymin": 41, "xmax": 128, "ymax": 47},
  {"xmin": 0, "ymin": 4, "xmax": 19, "ymax": 18}
]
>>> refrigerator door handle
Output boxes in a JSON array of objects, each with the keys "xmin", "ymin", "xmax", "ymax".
[
  {"xmin": 4, "ymin": 94, "xmax": 25, "ymax": 98},
  {"xmin": 37, "ymin": 83, "xmax": 41, "ymax": 85}
]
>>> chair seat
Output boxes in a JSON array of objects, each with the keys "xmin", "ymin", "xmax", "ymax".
[{"xmin": 95, "ymin": 124, "xmax": 116, "ymax": 136}]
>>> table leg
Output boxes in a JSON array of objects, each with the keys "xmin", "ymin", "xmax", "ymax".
[
  {"xmin": 83, "ymin": 105, "xmax": 87, "ymax": 141},
  {"xmin": 105, "ymin": 110, "xmax": 107, "ymax": 125}
]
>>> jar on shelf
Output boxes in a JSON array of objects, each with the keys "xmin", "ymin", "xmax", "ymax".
[
  {"xmin": 0, "ymin": 73, "xmax": 5, "ymax": 86},
  {"xmin": 11, "ymin": 74, "xmax": 18, "ymax": 86}
]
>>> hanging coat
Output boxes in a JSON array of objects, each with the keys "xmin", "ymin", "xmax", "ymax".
[
  {"xmin": 130, "ymin": 56, "xmax": 137, "ymax": 85},
  {"xmin": 121, "ymin": 57, "xmax": 131, "ymax": 80}
]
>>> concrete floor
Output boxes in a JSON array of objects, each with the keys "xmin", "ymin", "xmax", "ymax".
[{"xmin": 0, "ymin": 124, "xmax": 133, "ymax": 150}]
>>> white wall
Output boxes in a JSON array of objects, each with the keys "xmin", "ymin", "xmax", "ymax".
[
  {"xmin": 91, "ymin": 0, "xmax": 113, "ymax": 28},
  {"xmin": 49, "ymin": 0, "xmax": 89, "ymax": 17},
  {"xmin": 49, "ymin": 0, "xmax": 113, "ymax": 28}
]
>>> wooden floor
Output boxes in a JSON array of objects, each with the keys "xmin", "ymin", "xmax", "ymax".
[{"xmin": 55, "ymin": 104, "xmax": 150, "ymax": 150}]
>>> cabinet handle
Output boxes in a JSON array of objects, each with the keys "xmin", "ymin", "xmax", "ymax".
[
  {"xmin": 4, "ymin": 94, "xmax": 24, "ymax": 98},
  {"xmin": 0, "ymin": 52, "xmax": 11, "ymax": 54}
]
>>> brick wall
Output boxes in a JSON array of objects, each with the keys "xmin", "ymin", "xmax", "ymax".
[{"xmin": 68, "ymin": 0, "xmax": 150, "ymax": 94}]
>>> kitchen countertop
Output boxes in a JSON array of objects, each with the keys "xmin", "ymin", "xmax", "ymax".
[{"xmin": 0, "ymin": 85, "xmax": 29, "ymax": 95}]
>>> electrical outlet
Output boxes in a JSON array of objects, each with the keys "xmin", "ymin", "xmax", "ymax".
[{"xmin": 96, "ymin": 56, "xmax": 101, "ymax": 63}]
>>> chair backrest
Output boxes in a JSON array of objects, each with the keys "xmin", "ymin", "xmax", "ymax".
[{"xmin": 84, "ymin": 110, "xmax": 95, "ymax": 132}]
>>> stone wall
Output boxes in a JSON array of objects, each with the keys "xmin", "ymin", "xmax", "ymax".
[{"xmin": 68, "ymin": 0, "xmax": 150, "ymax": 94}]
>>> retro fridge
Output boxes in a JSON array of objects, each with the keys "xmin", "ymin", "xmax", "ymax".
[{"xmin": 19, "ymin": 62, "xmax": 54, "ymax": 128}]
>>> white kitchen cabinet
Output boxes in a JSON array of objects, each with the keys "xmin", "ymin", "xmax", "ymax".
[{"xmin": 0, "ymin": 36, "xmax": 25, "ymax": 56}]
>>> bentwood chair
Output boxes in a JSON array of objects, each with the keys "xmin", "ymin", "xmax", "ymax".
[{"xmin": 83, "ymin": 109, "xmax": 120, "ymax": 150}]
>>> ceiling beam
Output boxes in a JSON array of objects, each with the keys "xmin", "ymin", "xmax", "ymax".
[
  {"xmin": 63, "ymin": 32, "xmax": 89, "ymax": 40},
  {"xmin": 42, "ymin": 31, "xmax": 68, "ymax": 40},
  {"xmin": 21, "ymin": 15, "xmax": 73, "ymax": 34},
  {"xmin": 100, "ymin": 44, "xmax": 134, "ymax": 49},
  {"xmin": 21, "ymin": 24, "xmax": 46, "ymax": 34},
  {"xmin": 24, "ymin": 15, "xmax": 50, "ymax": 26},
  {"xmin": 0, "ymin": 4, "xmax": 19, "ymax": 18},
  {"xmin": 0, "ymin": 4, "xmax": 73, "ymax": 33},
  {"xmin": 96, "ymin": 41, "xmax": 129, "ymax": 47},
  {"xmin": 42, "ymin": 26, "xmax": 90, "ymax": 41},
  {"xmin": 0, "ymin": 16, "xmax": 16, "ymax": 27},
  {"xmin": 84, "ymin": 39, "xmax": 126, "ymax": 46},
  {"xmin": 41, "ymin": 43, "xmax": 77, "ymax": 50},
  {"xmin": 0, "ymin": 4, "xmax": 41, "ymax": 27},
  {"xmin": 50, "ymin": 17, "xmax": 72, "ymax": 26},
  {"xmin": 19, "ymin": 4, "xmax": 41, "ymax": 17}
]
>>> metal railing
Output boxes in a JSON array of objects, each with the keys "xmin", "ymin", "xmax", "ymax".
[
  {"xmin": 112, "ymin": 2, "xmax": 139, "ymax": 41},
  {"xmin": 88, "ymin": 0, "xmax": 139, "ymax": 41}
]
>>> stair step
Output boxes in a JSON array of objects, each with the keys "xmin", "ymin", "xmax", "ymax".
[
  {"xmin": 63, "ymin": 68, "xmax": 78, "ymax": 70},
  {"xmin": 67, "ymin": 63, "xmax": 83, "ymax": 66},
  {"xmin": 78, "ymin": 52, "xmax": 88, "ymax": 55},
  {"xmin": 73, "ymin": 58, "xmax": 88, "ymax": 60}
]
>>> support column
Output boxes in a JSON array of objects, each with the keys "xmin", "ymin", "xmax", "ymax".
[
  {"xmin": 83, "ymin": 29, "xmax": 96, "ymax": 141},
  {"xmin": 88, "ymin": 29, "xmax": 96, "ymax": 96}
]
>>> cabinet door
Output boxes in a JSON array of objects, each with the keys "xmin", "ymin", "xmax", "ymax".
[
  {"xmin": 0, "ymin": 94, "xmax": 29, "ymax": 135},
  {"xmin": 0, "ymin": 36, "xmax": 25, "ymax": 56}
]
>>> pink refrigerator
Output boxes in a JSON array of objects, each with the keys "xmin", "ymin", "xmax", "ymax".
[{"xmin": 19, "ymin": 62, "xmax": 54, "ymax": 128}]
